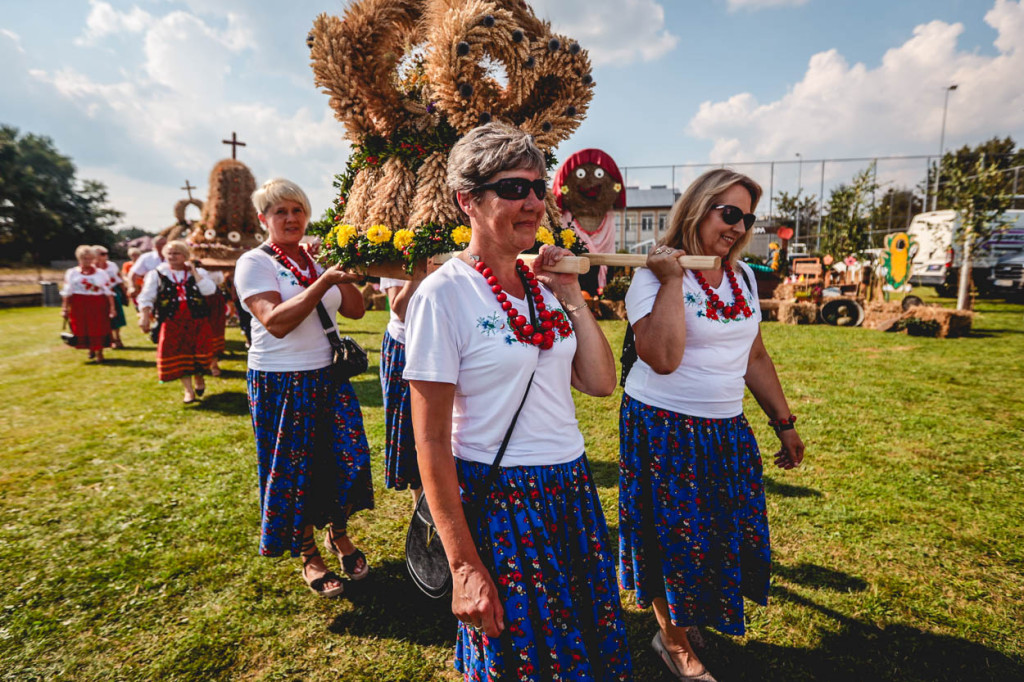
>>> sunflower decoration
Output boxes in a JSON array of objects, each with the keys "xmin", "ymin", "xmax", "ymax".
[{"xmin": 307, "ymin": 0, "xmax": 595, "ymax": 273}]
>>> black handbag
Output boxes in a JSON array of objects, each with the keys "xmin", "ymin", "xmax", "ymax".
[
  {"xmin": 405, "ymin": 266, "xmax": 539, "ymax": 599},
  {"xmin": 60, "ymin": 318, "xmax": 77, "ymax": 347},
  {"xmin": 315, "ymin": 301, "xmax": 368, "ymax": 381},
  {"xmin": 405, "ymin": 372, "xmax": 535, "ymax": 599}
]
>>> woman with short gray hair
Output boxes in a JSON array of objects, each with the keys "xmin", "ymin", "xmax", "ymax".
[{"xmin": 404, "ymin": 123, "xmax": 633, "ymax": 680}]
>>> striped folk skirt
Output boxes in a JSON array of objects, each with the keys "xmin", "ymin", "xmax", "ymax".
[
  {"xmin": 618, "ymin": 394, "xmax": 770, "ymax": 636},
  {"xmin": 379, "ymin": 331, "xmax": 420, "ymax": 490},
  {"xmin": 247, "ymin": 366, "xmax": 374, "ymax": 557},
  {"xmin": 68, "ymin": 294, "xmax": 111, "ymax": 351},
  {"xmin": 156, "ymin": 308, "xmax": 212, "ymax": 382},
  {"xmin": 454, "ymin": 455, "xmax": 632, "ymax": 682}
]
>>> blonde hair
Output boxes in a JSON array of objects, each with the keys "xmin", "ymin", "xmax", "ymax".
[
  {"xmin": 163, "ymin": 240, "xmax": 192, "ymax": 259},
  {"xmin": 74, "ymin": 245, "xmax": 97, "ymax": 260},
  {"xmin": 447, "ymin": 122, "xmax": 546, "ymax": 199},
  {"xmin": 251, "ymin": 178, "xmax": 311, "ymax": 216},
  {"xmin": 660, "ymin": 169, "xmax": 762, "ymax": 265},
  {"xmin": 127, "ymin": 247, "xmax": 142, "ymax": 260},
  {"xmin": 92, "ymin": 245, "xmax": 109, "ymax": 256}
]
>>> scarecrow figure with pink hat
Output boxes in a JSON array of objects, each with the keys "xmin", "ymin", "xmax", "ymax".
[{"xmin": 553, "ymin": 148, "xmax": 627, "ymax": 294}]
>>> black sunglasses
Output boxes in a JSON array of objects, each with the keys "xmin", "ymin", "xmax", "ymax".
[
  {"xmin": 475, "ymin": 177, "xmax": 547, "ymax": 201},
  {"xmin": 711, "ymin": 204, "xmax": 756, "ymax": 231}
]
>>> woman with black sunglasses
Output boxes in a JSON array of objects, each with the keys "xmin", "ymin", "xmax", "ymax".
[
  {"xmin": 403, "ymin": 123, "xmax": 633, "ymax": 681},
  {"xmin": 618, "ymin": 168, "xmax": 804, "ymax": 681}
]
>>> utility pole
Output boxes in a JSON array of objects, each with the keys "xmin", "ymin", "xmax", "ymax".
[{"xmin": 932, "ymin": 84, "xmax": 958, "ymax": 211}]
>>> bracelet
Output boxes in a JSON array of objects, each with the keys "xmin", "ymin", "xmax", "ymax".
[
  {"xmin": 563, "ymin": 301, "xmax": 588, "ymax": 314},
  {"xmin": 769, "ymin": 414, "xmax": 797, "ymax": 434}
]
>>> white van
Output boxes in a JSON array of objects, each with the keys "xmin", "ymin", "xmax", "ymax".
[{"xmin": 906, "ymin": 209, "xmax": 1024, "ymax": 296}]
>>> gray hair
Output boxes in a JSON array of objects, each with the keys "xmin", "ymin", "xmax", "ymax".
[
  {"xmin": 447, "ymin": 122, "xmax": 546, "ymax": 199},
  {"xmin": 163, "ymin": 239, "xmax": 192, "ymax": 259},
  {"xmin": 251, "ymin": 178, "xmax": 311, "ymax": 216},
  {"xmin": 74, "ymin": 244, "xmax": 97, "ymax": 260}
]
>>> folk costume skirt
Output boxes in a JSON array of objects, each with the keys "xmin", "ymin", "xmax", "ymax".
[
  {"xmin": 247, "ymin": 366, "xmax": 374, "ymax": 557},
  {"xmin": 379, "ymin": 331, "xmax": 420, "ymax": 490},
  {"xmin": 156, "ymin": 307, "xmax": 212, "ymax": 382},
  {"xmin": 206, "ymin": 290, "xmax": 226, "ymax": 356},
  {"xmin": 618, "ymin": 394, "xmax": 771, "ymax": 636},
  {"xmin": 68, "ymin": 294, "xmax": 111, "ymax": 351},
  {"xmin": 110, "ymin": 287, "xmax": 127, "ymax": 330},
  {"xmin": 453, "ymin": 455, "xmax": 632, "ymax": 682}
]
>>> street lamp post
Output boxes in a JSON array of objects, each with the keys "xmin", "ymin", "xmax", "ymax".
[
  {"xmin": 931, "ymin": 84, "xmax": 958, "ymax": 211},
  {"xmin": 795, "ymin": 152, "xmax": 803, "ymax": 243}
]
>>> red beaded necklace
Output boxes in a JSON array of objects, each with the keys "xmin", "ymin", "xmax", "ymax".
[
  {"xmin": 693, "ymin": 261, "xmax": 753, "ymax": 321},
  {"xmin": 471, "ymin": 257, "xmax": 573, "ymax": 349},
  {"xmin": 267, "ymin": 241, "xmax": 318, "ymax": 287}
]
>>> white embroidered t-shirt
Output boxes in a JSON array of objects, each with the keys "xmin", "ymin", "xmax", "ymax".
[
  {"xmin": 61, "ymin": 267, "xmax": 112, "ymax": 297},
  {"xmin": 234, "ymin": 248, "xmax": 342, "ymax": 372},
  {"xmin": 624, "ymin": 262, "xmax": 761, "ymax": 418},
  {"xmin": 380, "ymin": 277, "xmax": 407, "ymax": 344},
  {"xmin": 403, "ymin": 258, "xmax": 584, "ymax": 467}
]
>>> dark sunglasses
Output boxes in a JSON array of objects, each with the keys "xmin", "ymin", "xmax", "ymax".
[
  {"xmin": 475, "ymin": 177, "xmax": 547, "ymax": 201},
  {"xmin": 711, "ymin": 204, "xmax": 756, "ymax": 231}
]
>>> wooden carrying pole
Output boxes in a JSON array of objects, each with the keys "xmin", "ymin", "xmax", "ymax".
[{"xmin": 356, "ymin": 252, "xmax": 720, "ymax": 280}]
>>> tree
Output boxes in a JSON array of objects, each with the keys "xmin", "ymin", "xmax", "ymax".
[
  {"xmin": 773, "ymin": 189, "xmax": 819, "ymax": 246},
  {"xmin": 939, "ymin": 156, "xmax": 1013, "ymax": 310},
  {"xmin": 876, "ymin": 186, "xmax": 924, "ymax": 232},
  {"xmin": 0, "ymin": 125, "xmax": 123, "ymax": 264},
  {"xmin": 929, "ymin": 136, "xmax": 1024, "ymax": 211},
  {"xmin": 819, "ymin": 164, "xmax": 878, "ymax": 258}
]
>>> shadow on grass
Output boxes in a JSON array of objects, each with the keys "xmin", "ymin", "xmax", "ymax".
[
  {"xmin": 698, "ymin": 585, "xmax": 1024, "ymax": 682},
  {"xmin": 328, "ymin": 558, "xmax": 456, "ymax": 647},
  {"xmin": 764, "ymin": 477, "xmax": 823, "ymax": 498},
  {"xmin": 350, "ymin": 376, "xmax": 384, "ymax": 408},
  {"xmin": 587, "ymin": 456, "xmax": 620, "ymax": 489},
  {"xmin": 196, "ymin": 391, "xmax": 251, "ymax": 416},
  {"xmin": 98, "ymin": 357, "xmax": 154, "ymax": 368},
  {"xmin": 210, "ymin": 368, "xmax": 246, "ymax": 380},
  {"xmin": 774, "ymin": 563, "xmax": 867, "ymax": 592}
]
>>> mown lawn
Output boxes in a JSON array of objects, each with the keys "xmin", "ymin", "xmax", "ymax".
[{"xmin": 1, "ymin": 293, "xmax": 1022, "ymax": 681}]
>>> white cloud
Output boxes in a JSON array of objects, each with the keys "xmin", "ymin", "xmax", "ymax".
[
  {"xmin": 75, "ymin": 1, "xmax": 153, "ymax": 46},
  {"xmin": 1, "ymin": 28, "xmax": 26, "ymax": 54},
  {"xmin": 726, "ymin": 0, "xmax": 810, "ymax": 10},
  {"xmin": 688, "ymin": 0, "xmax": 1024, "ymax": 168},
  {"xmin": 531, "ymin": 0, "xmax": 678, "ymax": 65}
]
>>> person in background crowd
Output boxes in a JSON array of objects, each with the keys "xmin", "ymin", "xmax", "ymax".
[
  {"xmin": 619, "ymin": 168, "xmax": 805, "ymax": 682},
  {"xmin": 61, "ymin": 245, "xmax": 115, "ymax": 363},
  {"xmin": 95, "ymin": 245, "xmax": 127, "ymax": 349},
  {"xmin": 122, "ymin": 246, "xmax": 142, "ymax": 308},
  {"xmin": 128, "ymin": 236, "xmax": 167, "ymax": 300},
  {"xmin": 200, "ymin": 263, "xmax": 227, "ymax": 376},
  {"xmin": 378, "ymin": 276, "xmax": 424, "ymax": 507},
  {"xmin": 404, "ymin": 123, "xmax": 633, "ymax": 680},
  {"xmin": 235, "ymin": 178, "xmax": 373, "ymax": 599},
  {"xmin": 137, "ymin": 240, "xmax": 215, "ymax": 404}
]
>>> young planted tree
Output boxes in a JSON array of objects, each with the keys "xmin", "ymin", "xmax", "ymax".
[
  {"xmin": 819, "ymin": 163, "xmax": 878, "ymax": 258},
  {"xmin": 939, "ymin": 155, "xmax": 1013, "ymax": 310},
  {"xmin": 773, "ymin": 189, "xmax": 819, "ymax": 247}
]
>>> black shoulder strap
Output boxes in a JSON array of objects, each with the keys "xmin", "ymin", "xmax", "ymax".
[{"xmin": 260, "ymin": 244, "xmax": 343, "ymax": 352}]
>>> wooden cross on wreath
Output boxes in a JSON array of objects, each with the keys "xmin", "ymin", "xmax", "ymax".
[
  {"xmin": 221, "ymin": 131, "xmax": 246, "ymax": 159},
  {"xmin": 181, "ymin": 180, "xmax": 196, "ymax": 200}
]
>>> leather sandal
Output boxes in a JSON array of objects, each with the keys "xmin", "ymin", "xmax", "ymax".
[
  {"xmin": 301, "ymin": 537, "xmax": 344, "ymax": 598},
  {"xmin": 651, "ymin": 631, "xmax": 718, "ymax": 682},
  {"xmin": 326, "ymin": 529, "xmax": 369, "ymax": 581}
]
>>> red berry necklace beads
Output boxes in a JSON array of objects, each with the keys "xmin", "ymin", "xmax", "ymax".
[
  {"xmin": 267, "ymin": 241, "xmax": 318, "ymax": 287},
  {"xmin": 693, "ymin": 261, "xmax": 753, "ymax": 321},
  {"xmin": 473, "ymin": 257, "xmax": 573, "ymax": 349}
]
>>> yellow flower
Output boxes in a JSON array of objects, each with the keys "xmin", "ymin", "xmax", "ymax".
[
  {"xmin": 559, "ymin": 229, "xmax": 576, "ymax": 249},
  {"xmin": 613, "ymin": 182, "xmax": 622, "ymax": 193},
  {"xmin": 334, "ymin": 224, "xmax": 357, "ymax": 247},
  {"xmin": 393, "ymin": 228, "xmax": 415, "ymax": 251},
  {"xmin": 536, "ymin": 226, "xmax": 555, "ymax": 246},
  {"xmin": 367, "ymin": 224, "xmax": 392, "ymax": 244},
  {"xmin": 451, "ymin": 224, "xmax": 472, "ymax": 245},
  {"xmin": 560, "ymin": 185, "xmax": 569, "ymax": 195}
]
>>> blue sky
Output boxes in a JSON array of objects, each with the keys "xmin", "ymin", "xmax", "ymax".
[{"xmin": 2, "ymin": 0, "xmax": 1022, "ymax": 231}]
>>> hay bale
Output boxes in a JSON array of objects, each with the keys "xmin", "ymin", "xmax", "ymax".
[
  {"xmin": 862, "ymin": 301, "xmax": 904, "ymax": 331},
  {"xmin": 777, "ymin": 301, "xmax": 818, "ymax": 325},
  {"xmin": 759, "ymin": 299, "xmax": 779, "ymax": 322},
  {"xmin": 902, "ymin": 305, "xmax": 974, "ymax": 338},
  {"xmin": 369, "ymin": 293, "xmax": 389, "ymax": 311}
]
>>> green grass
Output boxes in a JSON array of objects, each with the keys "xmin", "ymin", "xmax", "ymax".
[{"xmin": 1, "ymin": 292, "xmax": 1023, "ymax": 681}]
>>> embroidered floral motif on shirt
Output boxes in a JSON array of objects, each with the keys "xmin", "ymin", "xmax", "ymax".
[
  {"xmin": 476, "ymin": 312, "xmax": 507, "ymax": 336},
  {"xmin": 686, "ymin": 291, "xmax": 749, "ymax": 324}
]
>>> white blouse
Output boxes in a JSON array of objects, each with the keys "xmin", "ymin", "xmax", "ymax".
[
  {"xmin": 61, "ymin": 267, "xmax": 113, "ymax": 297},
  {"xmin": 137, "ymin": 263, "xmax": 216, "ymax": 311}
]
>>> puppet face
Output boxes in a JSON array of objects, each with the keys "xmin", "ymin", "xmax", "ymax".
[{"xmin": 562, "ymin": 162, "xmax": 621, "ymax": 219}]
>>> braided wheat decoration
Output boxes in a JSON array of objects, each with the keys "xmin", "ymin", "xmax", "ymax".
[{"xmin": 309, "ymin": 0, "xmax": 595, "ymax": 269}]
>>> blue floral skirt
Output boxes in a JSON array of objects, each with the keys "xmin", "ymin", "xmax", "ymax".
[
  {"xmin": 247, "ymin": 366, "xmax": 374, "ymax": 557},
  {"xmin": 454, "ymin": 455, "xmax": 632, "ymax": 682},
  {"xmin": 379, "ymin": 331, "xmax": 420, "ymax": 490},
  {"xmin": 618, "ymin": 394, "xmax": 770, "ymax": 636}
]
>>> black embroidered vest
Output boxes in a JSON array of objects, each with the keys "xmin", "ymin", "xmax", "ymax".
[{"xmin": 155, "ymin": 272, "xmax": 210, "ymax": 322}]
